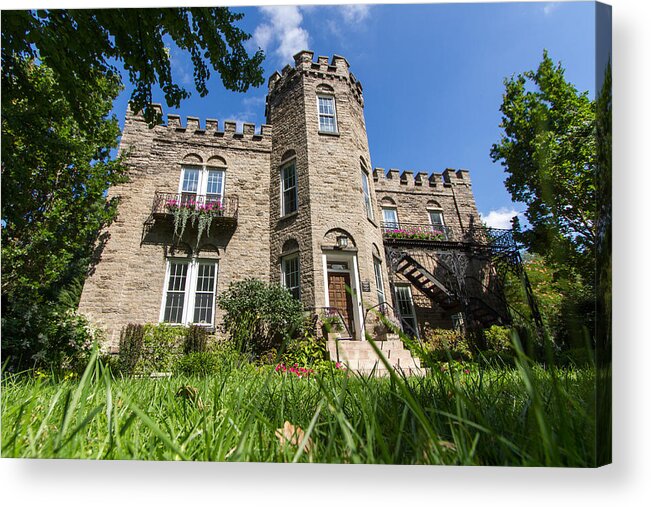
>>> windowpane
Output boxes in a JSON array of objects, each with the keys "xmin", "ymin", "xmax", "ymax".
[
  {"xmin": 282, "ymin": 255, "xmax": 300, "ymax": 300},
  {"xmin": 193, "ymin": 263, "xmax": 216, "ymax": 324},
  {"xmin": 374, "ymin": 258, "xmax": 386, "ymax": 305},
  {"xmin": 382, "ymin": 208, "xmax": 398, "ymax": 228},
  {"xmin": 281, "ymin": 163, "xmax": 297, "ymax": 215},
  {"xmin": 318, "ymin": 96, "xmax": 334, "ymax": 115},
  {"xmin": 429, "ymin": 211, "xmax": 443, "ymax": 225},
  {"xmin": 164, "ymin": 262, "xmax": 188, "ymax": 323},
  {"xmin": 318, "ymin": 96, "xmax": 337, "ymax": 133},
  {"xmin": 319, "ymin": 116, "xmax": 336, "ymax": 133},
  {"xmin": 182, "ymin": 168, "xmax": 200, "ymax": 193},
  {"xmin": 206, "ymin": 170, "xmax": 224, "ymax": 196},
  {"xmin": 361, "ymin": 170, "xmax": 374, "ymax": 220}
]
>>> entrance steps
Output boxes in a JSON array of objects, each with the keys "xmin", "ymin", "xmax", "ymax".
[{"xmin": 326, "ymin": 335, "xmax": 425, "ymax": 377}]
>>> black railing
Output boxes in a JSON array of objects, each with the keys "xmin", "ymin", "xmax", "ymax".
[
  {"xmin": 381, "ymin": 222, "xmax": 516, "ymax": 249},
  {"xmin": 151, "ymin": 192, "xmax": 239, "ymax": 221}
]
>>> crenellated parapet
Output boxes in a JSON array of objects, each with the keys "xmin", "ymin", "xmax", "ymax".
[
  {"xmin": 125, "ymin": 103, "xmax": 272, "ymax": 142},
  {"xmin": 373, "ymin": 168, "xmax": 472, "ymax": 189},
  {"xmin": 267, "ymin": 50, "xmax": 364, "ymax": 108}
]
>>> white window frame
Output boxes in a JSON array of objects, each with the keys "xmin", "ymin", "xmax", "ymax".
[
  {"xmin": 382, "ymin": 206, "xmax": 399, "ymax": 229},
  {"xmin": 281, "ymin": 253, "xmax": 301, "ymax": 300},
  {"xmin": 427, "ymin": 208, "xmax": 446, "ymax": 238},
  {"xmin": 317, "ymin": 95, "xmax": 338, "ymax": 133},
  {"xmin": 280, "ymin": 160, "xmax": 298, "ymax": 216},
  {"xmin": 395, "ymin": 284, "xmax": 419, "ymax": 339},
  {"xmin": 179, "ymin": 164, "xmax": 226, "ymax": 207},
  {"xmin": 373, "ymin": 256, "xmax": 386, "ymax": 306},
  {"xmin": 160, "ymin": 258, "xmax": 219, "ymax": 327},
  {"xmin": 361, "ymin": 169, "xmax": 374, "ymax": 221}
]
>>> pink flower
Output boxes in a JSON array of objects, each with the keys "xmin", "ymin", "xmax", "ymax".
[{"xmin": 464, "ymin": 369, "xmax": 470, "ymax": 375}]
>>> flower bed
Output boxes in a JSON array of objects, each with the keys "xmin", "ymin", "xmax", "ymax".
[{"xmin": 383, "ymin": 227, "xmax": 446, "ymax": 241}]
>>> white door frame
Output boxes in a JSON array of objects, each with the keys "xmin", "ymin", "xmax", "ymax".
[{"xmin": 322, "ymin": 251, "xmax": 364, "ymax": 340}]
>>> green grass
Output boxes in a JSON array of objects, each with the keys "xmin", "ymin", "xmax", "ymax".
[{"xmin": 1, "ymin": 345, "xmax": 597, "ymax": 466}]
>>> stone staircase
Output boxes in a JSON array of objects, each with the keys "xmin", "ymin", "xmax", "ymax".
[{"xmin": 326, "ymin": 335, "xmax": 425, "ymax": 377}]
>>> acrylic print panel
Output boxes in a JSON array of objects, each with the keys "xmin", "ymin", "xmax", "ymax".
[{"xmin": 1, "ymin": 1, "xmax": 611, "ymax": 467}]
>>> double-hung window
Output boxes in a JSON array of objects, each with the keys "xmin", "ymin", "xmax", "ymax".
[
  {"xmin": 180, "ymin": 165, "xmax": 225, "ymax": 209},
  {"xmin": 161, "ymin": 259, "xmax": 218, "ymax": 326},
  {"xmin": 361, "ymin": 169, "xmax": 374, "ymax": 221},
  {"xmin": 373, "ymin": 257, "xmax": 386, "ymax": 306},
  {"xmin": 281, "ymin": 161, "xmax": 298, "ymax": 216},
  {"xmin": 317, "ymin": 96, "xmax": 337, "ymax": 133},
  {"xmin": 281, "ymin": 254, "xmax": 300, "ymax": 300},
  {"xmin": 382, "ymin": 207, "xmax": 399, "ymax": 230},
  {"xmin": 428, "ymin": 209, "xmax": 446, "ymax": 238}
]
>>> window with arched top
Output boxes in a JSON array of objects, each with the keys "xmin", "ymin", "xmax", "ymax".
[
  {"xmin": 360, "ymin": 164, "xmax": 374, "ymax": 221},
  {"xmin": 426, "ymin": 201, "xmax": 446, "ymax": 238}
]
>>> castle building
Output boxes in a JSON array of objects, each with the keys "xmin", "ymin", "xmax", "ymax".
[{"xmin": 79, "ymin": 51, "xmax": 512, "ymax": 352}]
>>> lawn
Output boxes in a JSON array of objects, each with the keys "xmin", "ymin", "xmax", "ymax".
[{"xmin": 1, "ymin": 350, "xmax": 596, "ymax": 466}]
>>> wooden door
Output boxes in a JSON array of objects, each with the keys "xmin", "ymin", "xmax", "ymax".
[{"xmin": 328, "ymin": 271, "xmax": 355, "ymax": 338}]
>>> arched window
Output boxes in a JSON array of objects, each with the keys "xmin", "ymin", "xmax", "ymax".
[
  {"xmin": 360, "ymin": 162, "xmax": 374, "ymax": 221},
  {"xmin": 426, "ymin": 201, "xmax": 446, "ymax": 238}
]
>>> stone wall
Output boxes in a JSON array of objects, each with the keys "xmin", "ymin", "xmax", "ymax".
[{"xmin": 78, "ymin": 106, "xmax": 272, "ymax": 349}]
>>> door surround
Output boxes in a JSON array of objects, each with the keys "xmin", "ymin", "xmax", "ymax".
[{"xmin": 322, "ymin": 251, "xmax": 364, "ymax": 340}]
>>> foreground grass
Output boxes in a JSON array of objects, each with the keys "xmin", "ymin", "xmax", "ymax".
[{"xmin": 1, "ymin": 352, "xmax": 596, "ymax": 465}]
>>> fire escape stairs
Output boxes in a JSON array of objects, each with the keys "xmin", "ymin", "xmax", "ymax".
[{"xmin": 393, "ymin": 253, "xmax": 505, "ymax": 328}]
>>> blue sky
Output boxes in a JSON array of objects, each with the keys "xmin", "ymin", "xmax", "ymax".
[{"xmin": 111, "ymin": 1, "xmax": 598, "ymax": 228}]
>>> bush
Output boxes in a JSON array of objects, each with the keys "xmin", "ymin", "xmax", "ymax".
[
  {"xmin": 420, "ymin": 328, "xmax": 473, "ymax": 363},
  {"xmin": 174, "ymin": 352, "xmax": 220, "ymax": 377},
  {"xmin": 279, "ymin": 335, "xmax": 328, "ymax": 369},
  {"xmin": 217, "ymin": 278, "xmax": 304, "ymax": 357},
  {"xmin": 1, "ymin": 297, "xmax": 95, "ymax": 374},
  {"xmin": 118, "ymin": 323, "xmax": 145, "ymax": 375},
  {"xmin": 183, "ymin": 325, "xmax": 209, "ymax": 354},
  {"xmin": 134, "ymin": 323, "xmax": 185, "ymax": 375},
  {"xmin": 483, "ymin": 325, "xmax": 513, "ymax": 354}
]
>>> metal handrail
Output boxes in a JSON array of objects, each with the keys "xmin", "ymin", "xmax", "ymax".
[
  {"xmin": 381, "ymin": 222, "xmax": 517, "ymax": 249},
  {"xmin": 381, "ymin": 222, "xmax": 451, "ymax": 241}
]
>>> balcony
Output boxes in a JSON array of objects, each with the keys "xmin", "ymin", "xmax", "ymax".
[
  {"xmin": 148, "ymin": 192, "xmax": 239, "ymax": 229},
  {"xmin": 381, "ymin": 222, "xmax": 516, "ymax": 250}
]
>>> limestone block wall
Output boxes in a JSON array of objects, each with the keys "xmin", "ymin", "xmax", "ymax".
[
  {"xmin": 79, "ymin": 106, "xmax": 272, "ymax": 349},
  {"xmin": 373, "ymin": 168, "xmax": 483, "ymax": 239}
]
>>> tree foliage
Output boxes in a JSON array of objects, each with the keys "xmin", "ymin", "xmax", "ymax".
[
  {"xmin": 1, "ymin": 8, "xmax": 265, "ymax": 124},
  {"xmin": 491, "ymin": 51, "xmax": 596, "ymax": 279},
  {"xmin": 1, "ymin": 59, "xmax": 125, "ymax": 371}
]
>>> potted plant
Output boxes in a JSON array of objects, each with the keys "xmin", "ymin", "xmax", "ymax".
[{"xmin": 321, "ymin": 311, "xmax": 344, "ymax": 340}]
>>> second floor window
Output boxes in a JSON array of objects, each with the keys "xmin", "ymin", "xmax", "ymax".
[
  {"xmin": 281, "ymin": 254, "xmax": 300, "ymax": 300},
  {"xmin": 428, "ymin": 209, "xmax": 446, "ymax": 238},
  {"xmin": 382, "ymin": 207, "xmax": 399, "ymax": 229},
  {"xmin": 318, "ymin": 95, "xmax": 337, "ymax": 133},
  {"xmin": 180, "ymin": 165, "xmax": 225, "ymax": 207},
  {"xmin": 281, "ymin": 161, "xmax": 298, "ymax": 216},
  {"xmin": 361, "ymin": 169, "xmax": 374, "ymax": 221}
]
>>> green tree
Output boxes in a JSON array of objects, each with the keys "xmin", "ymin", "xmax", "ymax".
[
  {"xmin": 490, "ymin": 51, "xmax": 596, "ymax": 280},
  {"xmin": 1, "ymin": 59, "xmax": 125, "ymax": 370},
  {"xmin": 1, "ymin": 8, "xmax": 265, "ymax": 124}
]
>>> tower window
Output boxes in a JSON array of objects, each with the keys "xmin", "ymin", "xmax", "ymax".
[
  {"xmin": 281, "ymin": 161, "xmax": 298, "ymax": 216},
  {"xmin": 317, "ymin": 95, "xmax": 337, "ymax": 133},
  {"xmin": 281, "ymin": 254, "xmax": 301, "ymax": 300},
  {"xmin": 361, "ymin": 169, "xmax": 374, "ymax": 221}
]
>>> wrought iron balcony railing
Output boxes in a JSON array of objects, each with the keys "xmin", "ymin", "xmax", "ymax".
[
  {"xmin": 150, "ymin": 192, "xmax": 239, "ymax": 223},
  {"xmin": 381, "ymin": 222, "xmax": 516, "ymax": 249},
  {"xmin": 381, "ymin": 222, "xmax": 452, "ymax": 241}
]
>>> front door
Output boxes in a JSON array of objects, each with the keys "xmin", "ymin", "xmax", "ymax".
[{"xmin": 327, "ymin": 271, "xmax": 355, "ymax": 338}]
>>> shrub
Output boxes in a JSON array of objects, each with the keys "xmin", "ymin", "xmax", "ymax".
[
  {"xmin": 183, "ymin": 325, "xmax": 209, "ymax": 354},
  {"xmin": 1, "ymin": 298, "xmax": 96, "ymax": 374},
  {"xmin": 483, "ymin": 325, "xmax": 513, "ymax": 354},
  {"xmin": 135, "ymin": 323, "xmax": 185, "ymax": 375},
  {"xmin": 420, "ymin": 328, "xmax": 473, "ymax": 363},
  {"xmin": 217, "ymin": 278, "xmax": 304, "ymax": 357},
  {"xmin": 174, "ymin": 352, "xmax": 220, "ymax": 377},
  {"xmin": 279, "ymin": 335, "xmax": 328, "ymax": 368},
  {"xmin": 118, "ymin": 323, "xmax": 145, "ymax": 375}
]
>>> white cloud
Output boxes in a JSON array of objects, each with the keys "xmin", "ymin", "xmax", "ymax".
[
  {"xmin": 340, "ymin": 5, "xmax": 371, "ymax": 24},
  {"xmin": 543, "ymin": 2, "xmax": 560, "ymax": 16},
  {"xmin": 480, "ymin": 207, "xmax": 522, "ymax": 229},
  {"xmin": 253, "ymin": 6, "xmax": 310, "ymax": 64}
]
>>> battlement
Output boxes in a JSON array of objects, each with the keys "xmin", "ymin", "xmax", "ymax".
[
  {"xmin": 373, "ymin": 168, "xmax": 472, "ymax": 190},
  {"xmin": 126, "ymin": 103, "xmax": 272, "ymax": 140},
  {"xmin": 267, "ymin": 50, "xmax": 363, "ymax": 106}
]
